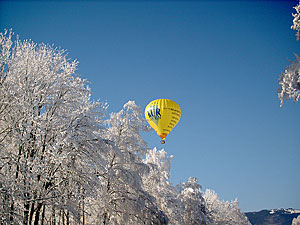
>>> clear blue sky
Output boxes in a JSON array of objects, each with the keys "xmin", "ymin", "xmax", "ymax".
[{"xmin": 1, "ymin": 0, "xmax": 299, "ymax": 212}]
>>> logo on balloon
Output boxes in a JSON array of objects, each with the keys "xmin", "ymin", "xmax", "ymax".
[{"xmin": 147, "ymin": 105, "xmax": 161, "ymax": 125}]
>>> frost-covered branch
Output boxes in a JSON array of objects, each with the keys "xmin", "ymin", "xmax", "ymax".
[
  {"xmin": 278, "ymin": 54, "xmax": 300, "ymax": 106},
  {"xmin": 204, "ymin": 189, "xmax": 250, "ymax": 225},
  {"xmin": 278, "ymin": 0, "xmax": 300, "ymax": 106},
  {"xmin": 0, "ymin": 29, "xmax": 106, "ymax": 225},
  {"xmin": 292, "ymin": 0, "xmax": 300, "ymax": 41}
]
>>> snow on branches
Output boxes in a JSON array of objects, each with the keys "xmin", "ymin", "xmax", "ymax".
[
  {"xmin": 0, "ymin": 29, "xmax": 106, "ymax": 225},
  {"xmin": 204, "ymin": 189, "xmax": 251, "ymax": 225},
  {"xmin": 278, "ymin": 54, "xmax": 300, "ymax": 107},
  {"xmin": 278, "ymin": 0, "xmax": 300, "ymax": 106},
  {"xmin": 292, "ymin": 1, "xmax": 300, "ymax": 41}
]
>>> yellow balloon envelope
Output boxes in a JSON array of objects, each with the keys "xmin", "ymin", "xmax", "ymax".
[{"xmin": 145, "ymin": 99, "xmax": 181, "ymax": 143}]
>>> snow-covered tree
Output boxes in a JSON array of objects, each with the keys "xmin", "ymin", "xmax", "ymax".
[
  {"xmin": 90, "ymin": 101, "xmax": 167, "ymax": 225},
  {"xmin": 278, "ymin": 0, "xmax": 300, "ymax": 106},
  {"xmin": 293, "ymin": 215, "xmax": 300, "ymax": 225},
  {"xmin": 178, "ymin": 177, "xmax": 207, "ymax": 225},
  {"xmin": 292, "ymin": 0, "xmax": 300, "ymax": 41},
  {"xmin": 0, "ymin": 29, "xmax": 106, "ymax": 224},
  {"xmin": 203, "ymin": 189, "xmax": 250, "ymax": 225},
  {"xmin": 143, "ymin": 148, "xmax": 184, "ymax": 225},
  {"xmin": 278, "ymin": 54, "xmax": 300, "ymax": 107}
]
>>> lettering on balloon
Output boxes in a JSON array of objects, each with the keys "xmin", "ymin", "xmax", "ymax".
[{"xmin": 147, "ymin": 106, "xmax": 161, "ymax": 125}]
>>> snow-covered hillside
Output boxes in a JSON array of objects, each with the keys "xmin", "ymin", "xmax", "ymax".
[{"xmin": 245, "ymin": 208, "xmax": 300, "ymax": 225}]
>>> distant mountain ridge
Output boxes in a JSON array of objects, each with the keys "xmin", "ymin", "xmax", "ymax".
[{"xmin": 245, "ymin": 208, "xmax": 300, "ymax": 225}]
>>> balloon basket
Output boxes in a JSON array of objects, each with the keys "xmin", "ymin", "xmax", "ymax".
[{"xmin": 160, "ymin": 140, "xmax": 165, "ymax": 144}]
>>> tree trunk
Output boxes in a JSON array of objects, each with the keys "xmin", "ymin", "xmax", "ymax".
[
  {"xmin": 33, "ymin": 202, "xmax": 43, "ymax": 225},
  {"xmin": 103, "ymin": 212, "xmax": 108, "ymax": 225},
  {"xmin": 51, "ymin": 206, "xmax": 56, "ymax": 225},
  {"xmin": 29, "ymin": 201, "xmax": 35, "ymax": 225},
  {"xmin": 9, "ymin": 202, "xmax": 14, "ymax": 224},
  {"xmin": 41, "ymin": 204, "xmax": 45, "ymax": 225},
  {"xmin": 66, "ymin": 210, "xmax": 70, "ymax": 225},
  {"xmin": 23, "ymin": 198, "xmax": 30, "ymax": 225},
  {"xmin": 82, "ymin": 194, "xmax": 85, "ymax": 225}
]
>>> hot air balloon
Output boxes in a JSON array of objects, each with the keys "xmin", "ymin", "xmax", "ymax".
[{"xmin": 145, "ymin": 99, "xmax": 181, "ymax": 144}]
